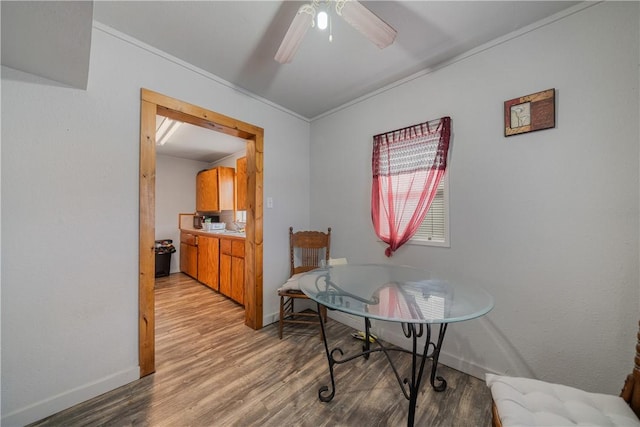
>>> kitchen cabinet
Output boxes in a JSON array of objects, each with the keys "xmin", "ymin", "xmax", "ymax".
[
  {"xmin": 236, "ymin": 156, "xmax": 247, "ymax": 211},
  {"xmin": 180, "ymin": 232, "xmax": 198, "ymax": 279},
  {"xmin": 197, "ymin": 235, "xmax": 219, "ymax": 291},
  {"xmin": 179, "ymin": 227, "xmax": 245, "ymax": 304},
  {"xmin": 196, "ymin": 167, "xmax": 235, "ymax": 212},
  {"xmin": 220, "ymin": 237, "xmax": 244, "ymax": 305}
]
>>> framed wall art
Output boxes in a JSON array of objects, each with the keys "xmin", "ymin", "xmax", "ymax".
[{"xmin": 504, "ymin": 88, "xmax": 555, "ymax": 137}]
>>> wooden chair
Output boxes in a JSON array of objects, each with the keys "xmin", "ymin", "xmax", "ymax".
[
  {"xmin": 277, "ymin": 227, "xmax": 331, "ymax": 339},
  {"xmin": 487, "ymin": 321, "xmax": 640, "ymax": 426}
]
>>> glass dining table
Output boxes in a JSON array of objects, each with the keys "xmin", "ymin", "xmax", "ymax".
[{"xmin": 299, "ymin": 263, "xmax": 494, "ymax": 427}]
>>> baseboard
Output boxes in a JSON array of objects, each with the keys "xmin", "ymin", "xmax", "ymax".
[
  {"xmin": 2, "ymin": 366, "xmax": 139, "ymax": 427},
  {"xmin": 264, "ymin": 311, "xmax": 279, "ymax": 327},
  {"xmin": 327, "ymin": 310, "xmax": 364, "ymax": 330}
]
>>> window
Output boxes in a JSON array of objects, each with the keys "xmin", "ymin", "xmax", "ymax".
[
  {"xmin": 410, "ymin": 175, "xmax": 449, "ymax": 247},
  {"xmin": 235, "ymin": 210, "xmax": 247, "ymax": 222},
  {"xmin": 371, "ymin": 116, "xmax": 451, "ymax": 256}
]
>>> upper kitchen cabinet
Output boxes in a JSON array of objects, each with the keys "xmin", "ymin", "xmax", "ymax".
[
  {"xmin": 236, "ymin": 156, "xmax": 247, "ymax": 211},
  {"xmin": 196, "ymin": 166, "xmax": 235, "ymax": 212}
]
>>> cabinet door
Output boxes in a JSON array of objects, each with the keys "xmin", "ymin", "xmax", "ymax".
[
  {"xmin": 180, "ymin": 242, "xmax": 198, "ymax": 279},
  {"xmin": 218, "ymin": 167, "xmax": 235, "ymax": 211},
  {"xmin": 236, "ymin": 157, "xmax": 247, "ymax": 211},
  {"xmin": 219, "ymin": 238, "xmax": 243, "ymax": 304},
  {"xmin": 219, "ymin": 239, "xmax": 232, "ymax": 297},
  {"xmin": 230, "ymin": 256, "xmax": 244, "ymax": 305},
  {"xmin": 197, "ymin": 236, "xmax": 219, "ymax": 291},
  {"xmin": 219, "ymin": 253, "xmax": 231, "ymax": 298},
  {"xmin": 230, "ymin": 240, "xmax": 245, "ymax": 304},
  {"xmin": 196, "ymin": 169, "xmax": 219, "ymax": 212},
  {"xmin": 180, "ymin": 242, "xmax": 188, "ymax": 273}
]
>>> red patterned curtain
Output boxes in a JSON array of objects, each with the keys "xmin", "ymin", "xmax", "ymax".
[{"xmin": 372, "ymin": 117, "xmax": 451, "ymax": 257}]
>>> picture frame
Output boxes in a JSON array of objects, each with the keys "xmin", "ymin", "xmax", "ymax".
[{"xmin": 504, "ymin": 88, "xmax": 555, "ymax": 137}]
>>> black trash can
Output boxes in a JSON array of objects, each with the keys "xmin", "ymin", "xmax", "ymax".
[{"xmin": 155, "ymin": 239, "xmax": 176, "ymax": 278}]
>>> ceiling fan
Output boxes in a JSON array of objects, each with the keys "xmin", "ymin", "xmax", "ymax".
[{"xmin": 275, "ymin": 0, "xmax": 397, "ymax": 64}]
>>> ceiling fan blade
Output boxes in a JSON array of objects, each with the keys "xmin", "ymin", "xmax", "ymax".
[
  {"xmin": 275, "ymin": 4, "xmax": 315, "ymax": 64},
  {"xmin": 337, "ymin": 0, "xmax": 397, "ymax": 49}
]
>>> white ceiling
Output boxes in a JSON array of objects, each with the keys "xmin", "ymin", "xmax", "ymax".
[
  {"xmin": 93, "ymin": 1, "xmax": 580, "ymax": 120},
  {"xmin": 155, "ymin": 116, "xmax": 246, "ymax": 163},
  {"xmin": 2, "ymin": 1, "xmax": 581, "ymax": 162}
]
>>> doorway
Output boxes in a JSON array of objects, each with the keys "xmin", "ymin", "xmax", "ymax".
[{"xmin": 138, "ymin": 89, "xmax": 264, "ymax": 377}]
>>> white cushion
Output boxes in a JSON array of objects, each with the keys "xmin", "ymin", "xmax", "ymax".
[
  {"xmin": 277, "ymin": 272, "xmax": 305, "ymax": 292},
  {"xmin": 486, "ymin": 374, "xmax": 640, "ymax": 427},
  {"xmin": 277, "ymin": 259, "xmax": 347, "ymax": 292}
]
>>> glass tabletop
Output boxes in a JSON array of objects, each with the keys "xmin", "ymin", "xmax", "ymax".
[{"xmin": 300, "ymin": 263, "xmax": 494, "ymax": 324}]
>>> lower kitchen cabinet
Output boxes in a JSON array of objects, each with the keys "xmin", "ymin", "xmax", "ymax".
[
  {"xmin": 220, "ymin": 238, "xmax": 244, "ymax": 305},
  {"xmin": 197, "ymin": 235, "xmax": 219, "ymax": 291},
  {"xmin": 180, "ymin": 230, "xmax": 244, "ymax": 304},
  {"xmin": 180, "ymin": 232, "xmax": 198, "ymax": 279}
]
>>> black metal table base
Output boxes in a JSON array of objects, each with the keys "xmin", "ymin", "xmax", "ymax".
[{"xmin": 315, "ymin": 303, "xmax": 448, "ymax": 427}]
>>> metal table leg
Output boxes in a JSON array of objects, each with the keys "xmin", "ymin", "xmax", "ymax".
[{"xmin": 315, "ymin": 303, "xmax": 449, "ymax": 427}]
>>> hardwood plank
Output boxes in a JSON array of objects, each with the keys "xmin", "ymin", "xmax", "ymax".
[{"xmin": 29, "ymin": 273, "xmax": 492, "ymax": 427}]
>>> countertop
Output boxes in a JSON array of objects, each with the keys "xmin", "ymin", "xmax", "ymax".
[{"xmin": 180, "ymin": 227, "xmax": 245, "ymax": 240}]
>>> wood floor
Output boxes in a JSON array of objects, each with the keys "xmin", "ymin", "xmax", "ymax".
[{"xmin": 29, "ymin": 273, "xmax": 492, "ymax": 427}]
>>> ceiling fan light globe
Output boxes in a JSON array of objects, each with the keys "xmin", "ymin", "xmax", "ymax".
[
  {"xmin": 317, "ymin": 11, "xmax": 328, "ymax": 30},
  {"xmin": 276, "ymin": 0, "xmax": 396, "ymax": 64}
]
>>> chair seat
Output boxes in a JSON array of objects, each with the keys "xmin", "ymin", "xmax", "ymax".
[
  {"xmin": 486, "ymin": 374, "xmax": 640, "ymax": 427},
  {"xmin": 277, "ymin": 272, "xmax": 306, "ymax": 293},
  {"xmin": 277, "ymin": 258, "xmax": 347, "ymax": 294}
]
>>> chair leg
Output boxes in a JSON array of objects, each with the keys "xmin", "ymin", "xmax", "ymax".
[
  {"xmin": 491, "ymin": 402, "xmax": 503, "ymax": 427},
  {"xmin": 279, "ymin": 295, "xmax": 284, "ymax": 339},
  {"xmin": 280, "ymin": 294, "xmax": 327, "ymax": 340}
]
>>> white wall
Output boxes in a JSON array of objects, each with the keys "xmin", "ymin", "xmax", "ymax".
[
  {"xmin": 310, "ymin": 2, "xmax": 640, "ymax": 394},
  {"xmin": 156, "ymin": 155, "xmax": 209, "ymax": 273},
  {"xmin": 209, "ymin": 149, "xmax": 246, "ymax": 169},
  {"xmin": 1, "ymin": 23, "xmax": 310, "ymax": 425},
  {"xmin": 3, "ymin": 3, "xmax": 637, "ymax": 425}
]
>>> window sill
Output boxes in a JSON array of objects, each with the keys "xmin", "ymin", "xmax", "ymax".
[
  {"xmin": 376, "ymin": 238, "xmax": 450, "ymax": 249},
  {"xmin": 408, "ymin": 239, "xmax": 450, "ymax": 248}
]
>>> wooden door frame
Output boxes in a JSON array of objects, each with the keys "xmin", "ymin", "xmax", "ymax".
[{"xmin": 139, "ymin": 89, "xmax": 264, "ymax": 376}]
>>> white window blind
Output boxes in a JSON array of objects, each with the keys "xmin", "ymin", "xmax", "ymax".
[{"xmin": 411, "ymin": 177, "xmax": 448, "ymax": 245}]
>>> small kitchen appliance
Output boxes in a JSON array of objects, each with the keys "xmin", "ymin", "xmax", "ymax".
[{"xmin": 193, "ymin": 215, "xmax": 220, "ymax": 229}]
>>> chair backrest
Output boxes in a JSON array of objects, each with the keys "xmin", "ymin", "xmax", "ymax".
[
  {"xmin": 621, "ymin": 320, "xmax": 640, "ymax": 418},
  {"xmin": 289, "ymin": 227, "xmax": 331, "ymax": 277}
]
